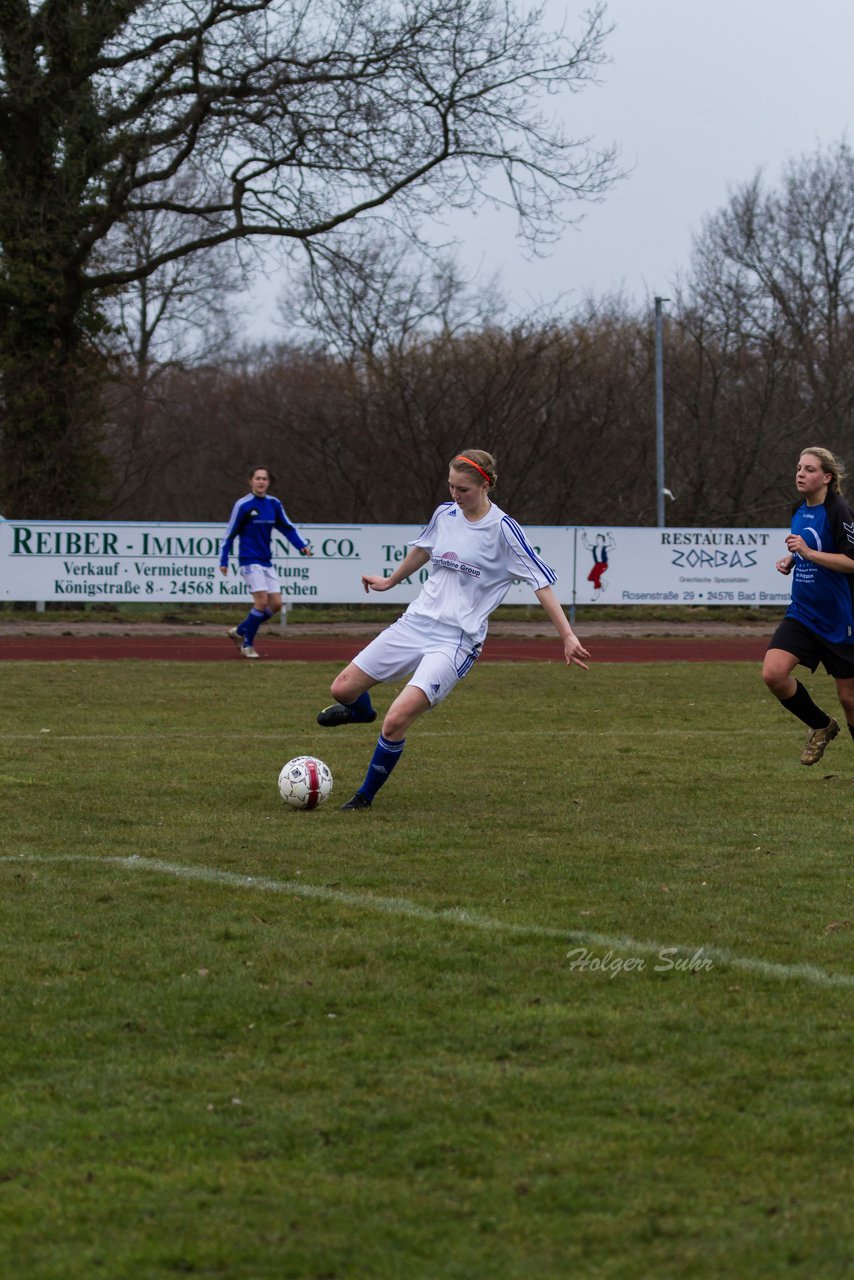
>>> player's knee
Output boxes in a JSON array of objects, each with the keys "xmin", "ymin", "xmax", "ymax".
[
  {"xmin": 330, "ymin": 673, "xmax": 351, "ymax": 701},
  {"xmin": 382, "ymin": 709, "xmax": 408, "ymax": 739},
  {"xmin": 762, "ymin": 662, "xmax": 788, "ymax": 694},
  {"xmin": 331, "ymin": 667, "xmax": 365, "ymax": 703},
  {"xmin": 382, "ymin": 695, "xmax": 429, "ymax": 739}
]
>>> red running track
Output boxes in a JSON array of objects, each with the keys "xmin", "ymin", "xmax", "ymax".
[{"xmin": 0, "ymin": 635, "xmax": 768, "ymax": 663}]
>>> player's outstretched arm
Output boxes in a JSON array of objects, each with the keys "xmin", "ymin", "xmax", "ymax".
[
  {"xmin": 534, "ymin": 585, "xmax": 590, "ymax": 669},
  {"xmin": 362, "ymin": 547, "xmax": 431, "ymax": 593}
]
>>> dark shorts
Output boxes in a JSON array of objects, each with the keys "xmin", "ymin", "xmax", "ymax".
[{"xmin": 768, "ymin": 616, "xmax": 854, "ymax": 679}]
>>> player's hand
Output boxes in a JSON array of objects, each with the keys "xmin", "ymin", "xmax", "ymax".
[
  {"xmin": 785, "ymin": 535, "xmax": 809, "ymax": 559},
  {"xmin": 564, "ymin": 635, "xmax": 591, "ymax": 669},
  {"xmin": 776, "ymin": 555, "xmax": 795, "ymax": 575},
  {"xmin": 362, "ymin": 574, "xmax": 391, "ymax": 593},
  {"xmin": 218, "ymin": 565, "xmax": 228, "ymax": 576},
  {"xmin": 299, "ymin": 542, "xmax": 313, "ymax": 557}
]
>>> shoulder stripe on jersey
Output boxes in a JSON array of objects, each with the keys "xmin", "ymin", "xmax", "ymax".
[
  {"xmin": 500, "ymin": 516, "xmax": 556, "ymax": 583},
  {"xmin": 416, "ymin": 501, "xmax": 456, "ymax": 543},
  {"xmin": 221, "ymin": 493, "xmax": 253, "ymax": 546},
  {"xmin": 272, "ymin": 496, "xmax": 294, "ymax": 527}
]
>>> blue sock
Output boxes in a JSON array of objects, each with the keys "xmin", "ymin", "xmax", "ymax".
[
  {"xmin": 358, "ymin": 735, "xmax": 406, "ymax": 802},
  {"xmin": 345, "ymin": 691, "xmax": 375, "ymax": 723},
  {"xmin": 242, "ymin": 607, "xmax": 271, "ymax": 645}
]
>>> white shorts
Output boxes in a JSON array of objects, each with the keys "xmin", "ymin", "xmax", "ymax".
[
  {"xmin": 239, "ymin": 564, "xmax": 281, "ymax": 595},
  {"xmin": 352, "ymin": 613, "xmax": 481, "ymax": 706}
]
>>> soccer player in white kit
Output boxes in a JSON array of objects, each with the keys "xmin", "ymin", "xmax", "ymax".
[{"xmin": 317, "ymin": 450, "xmax": 591, "ymax": 809}]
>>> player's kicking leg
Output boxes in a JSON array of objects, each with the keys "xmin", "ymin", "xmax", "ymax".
[{"xmin": 317, "ymin": 662, "xmax": 379, "ymax": 726}]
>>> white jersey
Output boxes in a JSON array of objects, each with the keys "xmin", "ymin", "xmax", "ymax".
[{"xmin": 405, "ymin": 500, "xmax": 557, "ymax": 646}]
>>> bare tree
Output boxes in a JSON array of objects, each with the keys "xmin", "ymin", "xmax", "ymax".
[
  {"xmin": 691, "ymin": 139, "xmax": 854, "ymax": 438},
  {"xmin": 100, "ymin": 192, "xmax": 252, "ymax": 513},
  {"xmin": 666, "ymin": 140, "xmax": 854, "ymax": 525},
  {"xmin": 108, "ymin": 202, "xmax": 248, "ymax": 375},
  {"xmin": 282, "ymin": 229, "xmax": 507, "ymax": 361},
  {"xmin": 0, "ymin": 0, "xmax": 618, "ymax": 516}
]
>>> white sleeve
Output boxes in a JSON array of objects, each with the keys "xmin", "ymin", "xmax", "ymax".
[{"xmin": 499, "ymin": 516, "xmax": 557, "ymax": 589}]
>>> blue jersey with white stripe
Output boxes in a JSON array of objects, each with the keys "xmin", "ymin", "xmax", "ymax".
[
  {"xmin": 219, "ymin": 493, "xmax": 308, "ymax": 567},
  {"xmin": 787, "ymin": 491, "xmax": 854, "ymax": 643},
  {"xmin": 407, "ymin": 500, "xmax": 557, "ymax": 645}
]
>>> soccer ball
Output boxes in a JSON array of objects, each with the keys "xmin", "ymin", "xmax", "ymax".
[{"xmin": 278, "ymin": 755, "xmax": 333, "ymax": 810}]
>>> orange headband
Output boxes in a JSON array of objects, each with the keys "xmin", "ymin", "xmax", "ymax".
[{"xmin": 454, "ymin": 455, "xmax": 492, "ymax": 485}]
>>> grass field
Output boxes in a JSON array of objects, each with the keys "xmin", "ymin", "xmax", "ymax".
[{"xmin": 1, "ymin": 658, "xmax": 853, "ymax": 1279}]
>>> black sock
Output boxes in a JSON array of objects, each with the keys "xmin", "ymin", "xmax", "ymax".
[{"xmin": 780, "ymin": 680, "xmax": 831, "ymax": 730}]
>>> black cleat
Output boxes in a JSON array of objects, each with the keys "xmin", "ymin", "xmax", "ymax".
[
  {"xmin": 317, "ymin": 703, "xmax": 377, "ymax": 727},
  {"xmin": 340, "ymin": 792, "xmax": 372, "ymax": 811}
]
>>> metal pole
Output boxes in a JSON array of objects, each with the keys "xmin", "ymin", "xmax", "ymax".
[{"xmin": 654, "ymin": 295, "xmax": 669, "ymax": 528}]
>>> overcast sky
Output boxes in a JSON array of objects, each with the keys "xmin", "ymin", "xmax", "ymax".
[{"xmin": 242, "ymin": 0, "xmax": 853, "ymax": 337}]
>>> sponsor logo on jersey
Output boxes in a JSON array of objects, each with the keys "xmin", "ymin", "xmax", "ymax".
[
  {"xmin": 433, "ymin": 549, "xmax": 481, "ymax": 577},
  {"xmin": 844, "ymin": 520, "xmax": 854, "ymax": 545}
]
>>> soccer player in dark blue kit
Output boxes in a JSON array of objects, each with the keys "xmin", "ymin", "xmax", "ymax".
[
  {"xmin": 219, "ymin": 466, "xmax": 312, "ymax": 658},
  {"xmin": 763, "ymin": 447, "xmax": 854, "ymax": 765}
]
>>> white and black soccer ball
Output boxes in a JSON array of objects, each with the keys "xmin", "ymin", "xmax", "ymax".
[{"xmin": 278, "ymin": 755, "xmax": 333, "ymax": 810}]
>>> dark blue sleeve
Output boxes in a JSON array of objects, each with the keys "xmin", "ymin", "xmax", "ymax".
[
  {"xmin": 825, "ymin": 493, "xmax": 854, "ymax": 559},
  {"xmin": 273, "ymin": 498, "xmax": 307, "ymax": 551},
  {"xmin": 220, "ymin": 496, "xmax": 248, "ymax": 565}
]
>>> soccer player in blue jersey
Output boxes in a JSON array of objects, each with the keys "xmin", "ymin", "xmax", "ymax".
[
  {"xmin": 219, "ymin": 466, "xmax": 312, "ymax": 658},
  {"xmin": 763, "ymin": 447, "xmax": 854, "ymax": 764},
  {"xmin": 316, "ymin": 449, "xmax": 590, "ymax": 810}
]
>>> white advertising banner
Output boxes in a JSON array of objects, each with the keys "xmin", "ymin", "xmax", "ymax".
[
  {"xmin": 0, "ymin": 520, "xmax": 575, "ymax": 605},
  {"xmin": 573, "ymin": 526, "xmax": 792, "ymax": 607},
  {"xmin": 0, "ymin": 518, "xmax": 793, "ymax": 607}
]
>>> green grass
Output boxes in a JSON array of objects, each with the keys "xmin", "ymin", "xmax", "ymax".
[{"xmin": 1, "ymin": 659, "xmax": 852, "ymax": 1279}]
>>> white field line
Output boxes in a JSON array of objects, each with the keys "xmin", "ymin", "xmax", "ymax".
[
  {"xmin": 2, "ymin": 852, "xmax": 853, "ymax": 991},
  {"xmin": 5, "ymin": 728, "xmax": 751, "ymax": 741}
]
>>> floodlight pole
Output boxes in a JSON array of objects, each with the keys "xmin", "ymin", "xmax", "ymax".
[{"xmin": 654, "ymin": 295, "xmax": 670, "ymax": 528}]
